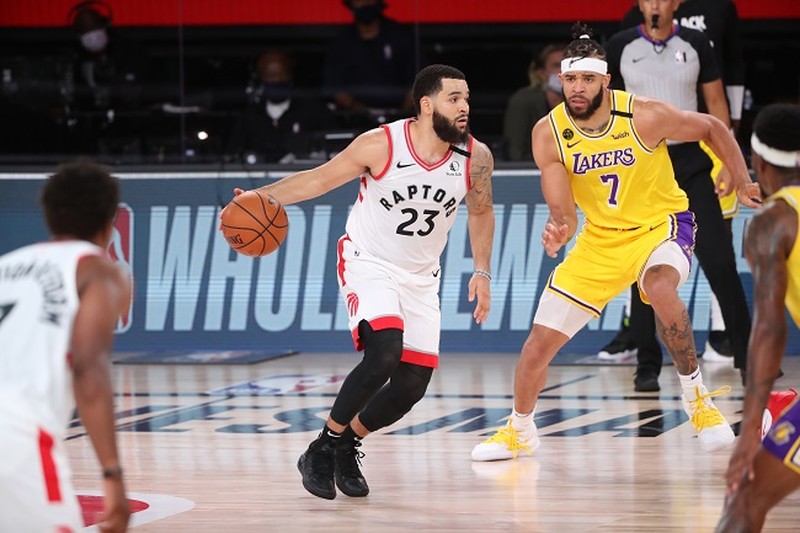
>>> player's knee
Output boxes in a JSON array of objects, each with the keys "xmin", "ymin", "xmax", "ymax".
[
  {"xmin": 642, "ymin": 272, "xmax": 680, "ymax": 303},
  {"xmin": 361, "ymin": 321, "xmax": 403, "ymax": 378},
  {"xmin": 392, "ymin": 363, "xmax": 434, "ymax": 412},
  {"xmin": 402, "ymin": 363, "xmax": 433, "ymax": 405}
]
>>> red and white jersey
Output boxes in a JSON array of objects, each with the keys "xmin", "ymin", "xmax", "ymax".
[
  {"xmin": 345, "ymin": 118, "xmax": 473, "ymax": 274},
  {"xmin": 0, "ymin": 240, "xmax": 103, "ymax": 440}
]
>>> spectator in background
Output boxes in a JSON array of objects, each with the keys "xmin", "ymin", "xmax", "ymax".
[
  {"xmin": 604, "ymin": 0, "xmax": 752, "ymax": 392},
  {"xmin": 621, "ymin": 0, "xmax": 746, "ymax": 364},
  {"xmin": 323, "ymin": 0, "xmax": 418, "ymax": 127},
  {"xmin": 68, "ymin": 1, "xmax": 146, "ymax": 154},
  {"xmin": 226, "ymin": 50, "xmax": 334, "ymax": 164},
  {"xmin": 503, "ymin": 44, "xmax": 564, "ymax": 162}
]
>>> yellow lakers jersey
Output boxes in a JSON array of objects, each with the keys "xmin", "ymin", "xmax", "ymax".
[
  {"xmin": 548, "ymin": 90, "xmax": 688, "ymax": 229},
  {"xmin": 766, "ymin": 187, "xmax": 800, "ymax": 328}
]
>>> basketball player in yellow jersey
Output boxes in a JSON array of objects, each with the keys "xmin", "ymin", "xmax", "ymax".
[
  {"xmin": 716, "ymin": 104, "xmax": 800, "ymax": 533},
  {"xmin": 472, "ymin": 24, "xmax": 761, "ymax": 462}
]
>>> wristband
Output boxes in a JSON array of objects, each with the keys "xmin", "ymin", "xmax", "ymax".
[
  {"xmin": 102, "ymin": 466, "xmax": 123, "ymax": 479},
  {"xmin": 473, "ymin": 269, "xmax": 492, "ymax": 282}
]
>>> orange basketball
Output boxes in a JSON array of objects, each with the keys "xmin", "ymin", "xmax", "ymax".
[{"xmin": 220, "ymin": 190, "xmax": 288, "ymax": 256}]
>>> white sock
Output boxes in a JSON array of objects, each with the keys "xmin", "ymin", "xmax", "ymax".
[
  {"xmin": 510, "ymin": 408, "xmax": 534, "ymax": 433},
  {"xmin": 678, "ymin": 368, "xmax": 704, "ymax": 396},
  {"xmin": 710, "ymin": 292, "xmax": 726, "ymax": 331}
]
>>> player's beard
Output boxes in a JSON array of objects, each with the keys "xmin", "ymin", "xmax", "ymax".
[
  {"xmin": 432, "ymin": 110, "xmax": 469, "ymax": 144},
  {"xmin": 563, "ymin": 87, "xmax": 605, "ymax": 120}
]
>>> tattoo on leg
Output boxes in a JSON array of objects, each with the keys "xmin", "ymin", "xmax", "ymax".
[{"xmin": 655, "ymin": 309, "xmax": 697, "ymax": 374}]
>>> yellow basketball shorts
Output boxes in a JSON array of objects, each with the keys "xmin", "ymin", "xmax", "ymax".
[{"xmin": 545, "ymin": 211, "xmax": 696, "ymax": 316}]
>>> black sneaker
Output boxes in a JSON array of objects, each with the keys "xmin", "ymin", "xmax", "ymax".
[
  {"xmin": 297, "ymin": 435, "xmax": 336, "ymax": 500},
  {"xmin": 634, "ymin": 369, "xmax": 660, "ymax": 392},
  {"xmin": 335, "ymin": 439, "xmax": 369, "ymax": 497},
  {"xmin": 598, "ymin": 322, "xmax": 638, "ymax": 361}
]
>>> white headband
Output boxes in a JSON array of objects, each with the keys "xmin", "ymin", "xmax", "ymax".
[
  {"xmin": 561, "ymin": 57, "xmax": 608, "ymax": 75},
  {"xmin": 751, "ymin": 133, "xmax": 800, "ymax": 168}
]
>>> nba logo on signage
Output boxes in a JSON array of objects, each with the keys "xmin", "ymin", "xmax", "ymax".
[{"xmin": 107, "ymin": 203, "xmax": 133, "ymax": 333}]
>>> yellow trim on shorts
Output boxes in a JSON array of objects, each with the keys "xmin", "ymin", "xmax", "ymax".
[{"xmin": 783, "ymin": 438, "xmax": 800, "ymax": 475}]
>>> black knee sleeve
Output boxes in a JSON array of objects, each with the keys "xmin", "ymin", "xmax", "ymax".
[
  {"xmin": 359, "ymin": 362, "xmax": 434, "ymax": 432},
  {"xmin": 329, "ymin": 321, "xmax": 403, "ymax": 425}
]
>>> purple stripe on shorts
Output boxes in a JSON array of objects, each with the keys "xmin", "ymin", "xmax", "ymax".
[
  {"xmin": 672, "ymin": 210, "xmax": 696, "ymax": 268},
  {"xmin": 762, "ymin": 400, "xmax": 800, "ymax": 472}
]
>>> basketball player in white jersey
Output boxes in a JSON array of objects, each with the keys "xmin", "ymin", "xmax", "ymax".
[
  {"xmin": 0, "ymin": 160, "xmax": 132, "ymax": 532},
  {"xmin": 223, "ymin": 64, "xmax": 495, "ymax": 499}
]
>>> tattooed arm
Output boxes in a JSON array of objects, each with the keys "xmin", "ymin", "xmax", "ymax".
[
  {"xmin": 465, "ymin": 140, "xmax": 495, "ymax": 324},
  {"xmin": 725, "ymin": 199, "xmax": 796, "ymax": 493}
]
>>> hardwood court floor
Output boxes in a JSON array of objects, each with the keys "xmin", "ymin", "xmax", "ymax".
[{"xmin": 68, "ymin": 353, "xmax": 800, "ymax": 532}]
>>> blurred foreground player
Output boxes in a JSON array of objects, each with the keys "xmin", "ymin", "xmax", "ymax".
[
  {"xmin": 0, "ymin": 160, "xmax": 132, "ymax": 532},
  {"xmin": 716, "ymin": 104, "xmax": 800, "ymax": 532}
]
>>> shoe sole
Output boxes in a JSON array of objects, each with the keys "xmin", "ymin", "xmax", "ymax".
[
  {"xmin": 297, "ymin": 455, "xmax": 336, "ymax": 500},
  {"xmin": 471, "ymin": 437, "xmax": 541, "ymax": 462},
  {"xmin": 634, "ymin": 382, "xmax": 660, "ymax": 392},
  {"xmin": 597, "ymin": 348, "xmax": 638, "ymax": 361},
  {"xmin": 335, "ymin": 477, "xmax": 369, "ymax": 497}
]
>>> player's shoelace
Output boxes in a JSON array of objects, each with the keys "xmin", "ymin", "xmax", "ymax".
[
  {"xmin": 480, "ymin": 425, "xmax": 533, "ymax": 458},
  {"xmin": 687, "ymin": 385, "xmax": 732, "ymax": 430}
]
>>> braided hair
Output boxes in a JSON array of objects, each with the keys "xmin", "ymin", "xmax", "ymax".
[{"xmin": 563, "ymin": 22, "xmax": 607, "ymax": 62}]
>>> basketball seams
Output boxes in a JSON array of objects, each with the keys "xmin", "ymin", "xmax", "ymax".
[
  {"xmin": 221, "ymin": 190, "xmax": 288, "ymax": 256},
  {"xmin": 232, "ymin": 197, "xmax": 270, "ymax": 231}
]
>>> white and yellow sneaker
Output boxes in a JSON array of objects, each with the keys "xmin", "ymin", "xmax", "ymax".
[
  {"xmin": 682, "ymin": 385, "xmax": 735, "ymax": 452},
  {"xmin": 471, "ymin": 421, "xmax": 540, "ymax": 462}
]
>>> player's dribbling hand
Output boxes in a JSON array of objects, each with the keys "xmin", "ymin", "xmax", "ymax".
[
  {"xmin": 468, "ymin": 275, "xmax": 490, "ymax": 324},
  {"xmin": 218, "ymin": 188, "xmax": 247, "ymax": 230},
  {"xmin": 542, "ymin": 222, "xmax": 569, "ymax": 258}
]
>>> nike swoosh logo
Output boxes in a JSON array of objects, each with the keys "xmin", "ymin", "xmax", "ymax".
[
  {"xmin": 432, "ymin": 269, "xmax": 440, "ymax": 278},
  {"xmin": 632, "ymin": 56, "xmax": 646, "ymax": 63},
  {"xmin": 566, "ymin": 140, "xmax": 582, "ymax": 148},
  {"xmin": 396, "ymin": 161, "xmax": 415, "ymax": 169}
]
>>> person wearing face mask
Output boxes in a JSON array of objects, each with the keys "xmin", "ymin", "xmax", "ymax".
[
  {"xmin": 322, "ymin": 0, "xmax": 419, "ymax": 128},
  {"xmin": 68, "ymin": 2, "xmax": 145, "ymax": 154},
  {"xmin": 226, "ymin": 50, "xmax": 335, "ymax": 164},
  {"xmin": 503, "ymin": 44, "xmax": 565, "ymax": 162}
]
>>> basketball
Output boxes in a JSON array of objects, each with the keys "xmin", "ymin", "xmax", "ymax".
[{"xmin": 220, "ymin": 190, "xmax": 288, "ymax": 256}]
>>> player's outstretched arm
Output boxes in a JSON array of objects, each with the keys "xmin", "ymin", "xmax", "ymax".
[
  {"xmin": 726, "ymin": 202, "xmax": 796, "ymax": 493},
  {"xmin": 72, "ymin": 256, "xmax": 131, "ymax": 533},
  {"xmin": 634, "ymin": 97, "xmax": 761, "ymax": 208},
  {"xmin": 532, "ymin": 117, "xmax": 577, "ymax": 258},
  {"xmin": 465, "ymin": 140, "xmax": 495, "ymax": 324},
  {"xmin": 259, "ymin": 128, "xmax": 390, "ymax": 205}
]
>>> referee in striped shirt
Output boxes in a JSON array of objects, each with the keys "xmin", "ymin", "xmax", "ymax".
[{"xmin": 604, "ymin": 0, "xmax": 752, "ymax": 391}]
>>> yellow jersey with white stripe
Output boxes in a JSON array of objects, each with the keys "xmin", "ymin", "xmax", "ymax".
[
  {"xmin": 766, "ymin": 186, "xmax": 800, "ymax": 328},
  {"xmin": 548, "ymin": 90, "xmax": 688, "ymax": 230}
]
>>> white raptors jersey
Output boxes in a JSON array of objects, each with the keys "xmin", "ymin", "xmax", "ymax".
[
  {"xmin": 345, "ymin": 118, "xmax": 473, "ymax": 274},
  {"xmin": 0, "ymin": 240, "xmax": 103, "ymax": 439}
]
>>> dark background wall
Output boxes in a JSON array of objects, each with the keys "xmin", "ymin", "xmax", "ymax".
[{"xmin": 0, "ymin": 1, "xmax": 798, "ymax": 165}]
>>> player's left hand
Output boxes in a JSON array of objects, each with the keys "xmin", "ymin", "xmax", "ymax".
[
  {"xmin": 468, "ymin": 274, "xmax": 490, "ymax": 324},
  {"xmin": 737, "ymin": 182, "xmax": 763, "ymax": 209},
  {"xmin": 724, "ymin": 426, "xmax": 760, "ymax": 495}
]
